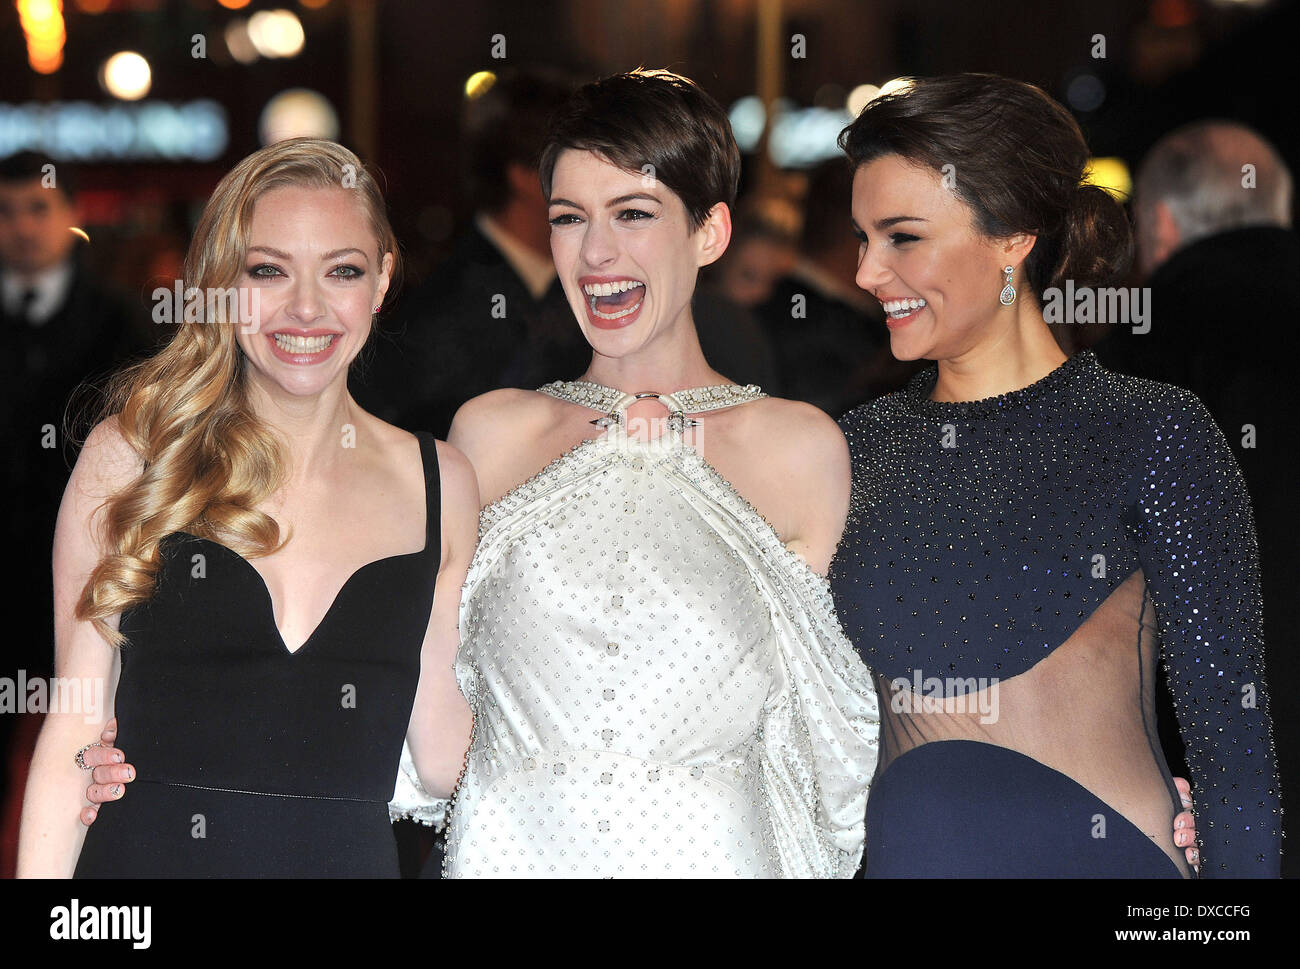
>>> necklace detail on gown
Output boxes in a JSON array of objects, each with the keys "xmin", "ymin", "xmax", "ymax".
[{"xmin": 537, "ymin": 379, "xmax": 767, "ymax": 432}]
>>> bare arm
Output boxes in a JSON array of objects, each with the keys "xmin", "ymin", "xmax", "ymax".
[
  {"xmin": 767, "ymin": 400, "xmax": 851, "ymax": 577},
  {"xmin": 17, "ymin": 419, "xmax": 138, "ymax": 877},
  {"xmin": 402, "ymin": 440, "xmax": 479, "ymax": 798}
]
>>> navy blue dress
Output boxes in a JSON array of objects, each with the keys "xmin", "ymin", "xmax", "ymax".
[
  {"xmin": 75, "ymin": 433, "xmax": 440, "ymax": 878},
  {"xmin": 829, "ymin": 351, "xmax": 1281, "ymax": 877}
]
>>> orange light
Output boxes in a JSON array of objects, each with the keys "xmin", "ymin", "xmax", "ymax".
[{"xmin": 17, "ymin": 0, "xmax": 66, "ymax": 74}]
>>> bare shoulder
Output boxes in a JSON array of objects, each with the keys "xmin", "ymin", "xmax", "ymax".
[
  {"xmin": 56, "ymin": 416, "xmax": 144, "ymax": 566},
  {"xmin": 432, "ymin": 439, "xmax": 478, "ymax": 502},
  {"xmin": 73, "ymin": 416, "xmax": 145, "ymax": 502},
  {"xmin": 741, "ymin": 396, "xmax": 849, "ymax": 473},
  {"xmin": 432, "ymin": 440, "xmax": 480, "ymax": 565},
  {"xmin": 449, "ymin": 388, "xmax": 555, "ymax": 439},
  {"xmin": 717, "ymin": 396, "xmax": 849, "ymax": 574},
  {"xmin": 447, "ymin": 388, "xmax": 564, "ymax": 464}
]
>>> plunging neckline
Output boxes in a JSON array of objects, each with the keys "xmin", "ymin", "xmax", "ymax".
[{"xmin": 174, "ymin": 434, "xmax": 433, "ymax": 656}]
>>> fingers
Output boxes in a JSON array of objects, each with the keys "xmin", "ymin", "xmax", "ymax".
[
  {"xmin": 100, "ymin": 718, "xmax": 117, "ymax": 745},
  {"xmin": 1173, "ymin": 810, "xmax": 1196, "ymax": 848},
  {"xmin": 90, "ymin": 762, "xmax": 134, "ymax": 786},
  {"xmin": 1187, "ymin": 845, "xmax": 1200, "ymax": 872},
  {"xmin": 80, "ymin": 744, "xmax": 124, "ymax": 770},
  {"xmin": 80, "ymin": 805, "xmax": 98, "ymax": 826},
  {"xmin": 85, "ymin": 781, "xmax": 126, "ymax": 806}
]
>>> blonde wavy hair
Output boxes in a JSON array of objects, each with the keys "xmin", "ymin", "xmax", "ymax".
[{"xmin": 76, "ymin": 137, "xmax": 400, "ymax": 644}]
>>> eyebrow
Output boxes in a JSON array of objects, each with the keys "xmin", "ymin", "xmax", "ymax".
[
  {"xmin": 872, "ymin": 216, "xmax": 928, "ymax": 229},
  {"xmin": 247, "ymin": 246, "xmax": 369, "ymax": 261},
  {"xmin": 548, "ymin": 193, "xmax": 663, "ymax": 210}
]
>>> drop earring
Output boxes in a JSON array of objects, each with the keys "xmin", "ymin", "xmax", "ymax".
[{"xmin": 999, "ymin": 265, "xmax": 1016, "ymax": 306}]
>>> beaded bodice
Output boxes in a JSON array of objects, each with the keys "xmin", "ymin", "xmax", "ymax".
[
  {"xmin": 392, "ymin": 379, "xmax": 879, "ymax": 878},
  {"xmin": 829, "ymin": 350, "xmax": 1281, "ymax": 876}
]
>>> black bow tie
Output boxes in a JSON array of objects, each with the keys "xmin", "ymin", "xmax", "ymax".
[{"xmin": 15, "ymin": 287, "xmax": 39, "ymax": 326}]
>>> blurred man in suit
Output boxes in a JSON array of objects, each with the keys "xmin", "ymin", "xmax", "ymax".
[
  {"xmin": 351, "ymin": 69, "xmax": 586, "ymax": 437},
  {"xmin": 0, "ymin": 151, "xmax": 140, "ymax": 866},
  {"xmin": 0, "ymin": 151, "xmax": 139, "ymax": 662},
  {"xmin": 1096, "ymin": 121, "xmax": 1298, "ymax": 876}
]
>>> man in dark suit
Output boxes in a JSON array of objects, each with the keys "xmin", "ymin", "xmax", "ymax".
[
  {"xmin": 0, "ymin": 151, "xmax": 140, "ymax": 829},
  {"xmin": 351, "ymin": 69, "xmax": 587, "ymax": 438},
  {"xmin": 1095, "ymin": 121, "xmax": 1298, "ymax": 876}
]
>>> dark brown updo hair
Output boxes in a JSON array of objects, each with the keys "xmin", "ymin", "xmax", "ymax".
[
  {"xmin": 838, "ymin": 73, "xmax": 1132, "ymax": 302},
  {"xmin": 538, "ymin": 68, "xmax": 741, "ymax": 231}
]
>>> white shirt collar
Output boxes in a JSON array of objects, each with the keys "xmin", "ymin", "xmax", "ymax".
[
  {"xmin": 475, "ymin": 212, "xmax": 556, "ymax": 301},
  {"xmin": 3, "ymin": 257, "xmax": 75, "ymax": 327}
]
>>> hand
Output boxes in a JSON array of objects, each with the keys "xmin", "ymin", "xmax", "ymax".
[
  {"xmin": 78, "ymin": 718, "xmax": 135, "ymax": 826},
  {"xmin": 1171, "ymin": 776, "xmax": 1199, "ymax": 873}
]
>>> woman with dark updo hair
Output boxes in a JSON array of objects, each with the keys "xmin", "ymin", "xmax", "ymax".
[{"xmin": 829, "ymin": 74, "xmax": 1280, "ymax": 877}]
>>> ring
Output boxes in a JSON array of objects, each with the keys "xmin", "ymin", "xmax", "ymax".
[{"xmin": 74, "ymin": 741, "xmax": 103, "ymax": 771}]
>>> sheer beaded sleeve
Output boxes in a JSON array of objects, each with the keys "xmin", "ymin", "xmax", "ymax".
[
  {"xmin": 1129, "ymin": 386, "xmax": 1282, "ymax": 876},
  {"xmin": 672, "ymin": 458, "xmax": 879, "ymax": 878},
  {"xmin": 757, "ymin": 572, "xmax": 881, "ymax": 878}
]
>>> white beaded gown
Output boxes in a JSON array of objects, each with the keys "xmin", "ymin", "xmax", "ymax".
[{"xmin": 390, "ymin": 381, "xmax": 879, "ymax": 878}]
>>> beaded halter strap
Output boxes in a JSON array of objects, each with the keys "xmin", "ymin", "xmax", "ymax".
[{"xmin": 537, "ymin": 380, "xmax": 767, "ymax": 433}]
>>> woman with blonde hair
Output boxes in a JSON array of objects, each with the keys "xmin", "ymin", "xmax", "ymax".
[{"xmin": 17, "ymin": 137, "xmax": 477, "ymax": 877}]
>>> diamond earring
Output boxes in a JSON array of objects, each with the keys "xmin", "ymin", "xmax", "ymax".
[{"xmin": 999, "ymin": 265, "xmax": 1016, "ymax": 306}]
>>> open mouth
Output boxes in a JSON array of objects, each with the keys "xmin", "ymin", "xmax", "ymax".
[
  {"xmin": 583, "ymin": 279, "xmax": 645, "ymax": 321},
  {"xmin": 267, "ymin": 331, "xmax": 342, "ymax": 363}
]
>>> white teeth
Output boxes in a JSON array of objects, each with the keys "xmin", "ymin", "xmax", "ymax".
[
  {"xmin": 273, "ymin": 333, "xmax": 336, "ymax": 353},
  {"xmin": 583, "ymin": 280, "xmax": 645, "ymax": 297},
  {"xmin": 883, "ymin": 297, "xmax": 927, "ymax": 316},
  {"xmin": 591, "ymin": 290, "xmax": 645, "ymax": 320}
]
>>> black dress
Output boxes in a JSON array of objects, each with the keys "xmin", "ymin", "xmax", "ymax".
[
  {"xmin": 829, "ymin": 352, "xmax": 1281, "ymax": 877},
  {"xmin": 75, "ymin": 433, "xmax": 441, "ymax": 878}
]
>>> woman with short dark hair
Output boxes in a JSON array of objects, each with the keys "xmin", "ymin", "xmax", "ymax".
[{"xmin": 404, "ymin": 69, "xmax": 879, "ymax": 878}]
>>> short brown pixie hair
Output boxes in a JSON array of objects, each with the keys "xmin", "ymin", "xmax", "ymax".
[{"xmin": 538, "ymin": 68, "xmax": 741, "ymax": 231}]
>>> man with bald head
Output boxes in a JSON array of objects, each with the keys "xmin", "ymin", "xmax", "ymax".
[
  {"xmin": 1098, "ymin": 121, "xmax": 1297, "ymax": 878},
  {"xmin": 1133, "ymin": 121, "xmax": 1293, "ymax": 277}
]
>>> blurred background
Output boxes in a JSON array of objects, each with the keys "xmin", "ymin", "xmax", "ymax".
[{"xmin": 2, "ymin": 0, "xmax": 1296, "ymax": 877}]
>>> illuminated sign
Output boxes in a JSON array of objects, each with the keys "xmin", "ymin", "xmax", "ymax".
[{"xmin": 0, "ymin": 100, "xmax": 228, "ymax": 161}]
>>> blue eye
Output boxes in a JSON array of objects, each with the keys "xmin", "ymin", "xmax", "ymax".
[
  {"xmin": 248, "ymin": 264, "xmax": 281, "ymax": 277},
  {"xmin": 331, "ymin": 264, "xmax": 364, "ymax": 278}
]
